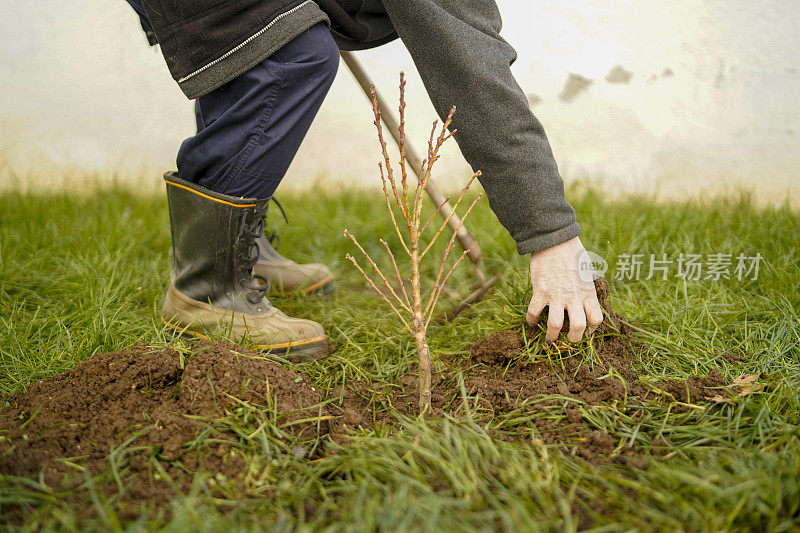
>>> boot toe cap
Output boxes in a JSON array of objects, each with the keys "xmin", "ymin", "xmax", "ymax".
[{"xmin": 252, "ymin": 308, "xmax": 327, "ymax": 349}]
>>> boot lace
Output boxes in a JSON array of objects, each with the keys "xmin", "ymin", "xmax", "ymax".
[
  {"xmin": 265, "ymin": 197, "xmax": 288, "ymax": 250},
  {"xmin": 236, "ymin": 209, "xmax": 269, "ymax": 305}
]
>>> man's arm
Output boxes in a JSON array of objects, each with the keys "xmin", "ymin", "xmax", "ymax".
[{"xmin": 381, "ymin": 0, "xmax": 602, "ymax": 340}]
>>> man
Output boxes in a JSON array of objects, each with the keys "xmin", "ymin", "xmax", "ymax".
[{"xmin": 126, "ymin": 0, "xmax": 603, "ymax": 359}]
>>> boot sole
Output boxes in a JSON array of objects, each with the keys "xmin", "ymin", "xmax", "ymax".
[
  {"xmin": 162, "ymin": 319, "xmax": 329, "ymax": 362},
  {"xmin": 273, "ymin": 274, "xmax": 337, "ymax": 297}
]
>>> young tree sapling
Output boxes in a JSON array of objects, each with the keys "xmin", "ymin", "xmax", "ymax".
[{"xmin": 344, "ymin": 73, "xmax": 482, "ymax": 413}]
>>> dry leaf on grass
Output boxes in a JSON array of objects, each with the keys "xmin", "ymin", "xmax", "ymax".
[
  {"xmin": 704, "ymin": 373, "xmax": 765, "ymax": 403},
  {"xmin": 704, "ymin": 394, "xmax": 731, "ymax": 404},
  {"xmin": 733, "ymin": 373, "xmax": 764, "ymax": 396}
]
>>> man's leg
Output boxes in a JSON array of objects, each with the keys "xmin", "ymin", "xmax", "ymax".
[
  {"xmin": 176, "ymin": 22, "xmax": 339, "ymax": 199},
  {"xmin": 174, "ymin": 22, "xmax": 339, "ymax": 296},
  {"xmin": 162, "ymin": 23, "xmax": 339, "ymax": 358}
]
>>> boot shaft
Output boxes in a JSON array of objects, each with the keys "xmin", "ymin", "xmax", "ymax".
[{"xmin": 164, "ymin": 172, "xmax": 269, "ymax": 314}]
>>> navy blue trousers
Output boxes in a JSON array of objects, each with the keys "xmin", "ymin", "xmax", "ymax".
[
  {"xmin": 177, "ymin": 23, "xmax": 339, "ymax": 199},
  {"xmin": 128, "ymin": 0, "xmax": 339, "ymax": 199}
]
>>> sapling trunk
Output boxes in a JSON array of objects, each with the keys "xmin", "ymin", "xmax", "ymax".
[
  {"xmin": 409, "ymin": 233, "xmax": 431, "ymax": 411},
  {"xmin": 344, "ymin": 73, "xmax": 481, "ymax": 414}
]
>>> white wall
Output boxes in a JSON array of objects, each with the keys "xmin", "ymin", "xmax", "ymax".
[{"xmin": 1, "ymin": 0, "xmax": 798, "ymax": 202}]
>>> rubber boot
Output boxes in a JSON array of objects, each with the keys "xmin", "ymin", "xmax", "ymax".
[
  {"xmin": 253, "ymin": 232, "xmax": 337, "ymax": 297},
  {"xmin": 161, "ymin": 172, "xmax": 328, "ymax": 359}
]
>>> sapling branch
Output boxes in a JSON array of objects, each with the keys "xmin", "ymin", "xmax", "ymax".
[
  {"xmin": 345, "ymin": 72, "xmax": 482, "ymax": 413},
  {"xmin": 371, "ymin": 89, "xmax": 407, "ymax": 218},
  {"xmin": 420, "ymin": 172, "xmax": 481, "ymax": 259},
  {"xmin": 380, "ymin": 238, "xmax": 411, "ymax": 307},
  {"xmin": 398, "ymin": 75, "xmax": 411, "ymax": 215},
  {"xmin": 344, "ymin": 230, "xmax": 411, "ymax": 314},
  {"xmin": 378, "ymin": 163, "xmax": 411, "ymax": 256},
  {"xmin": 420, "ymin": 198, "xmax": 449, "ymax": 234},
  {"xmin": 426, "ymin": 193, "xmax": 483, "ymax": 300},
  {"xmin": 344, "ymin": 252, "xmax": 413, "ymax": 334},
  {"xmin": 425, "ymin": 249, "xmax": 470, "ymax": 330}
]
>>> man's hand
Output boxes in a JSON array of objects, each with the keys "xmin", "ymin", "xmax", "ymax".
[{"xmin": 527, "ymin": 236, "xmax": 603, "ymax": 342}]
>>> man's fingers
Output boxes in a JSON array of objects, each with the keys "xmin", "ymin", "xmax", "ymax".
[
  {"xmin": 566, "ymin": 303, "xmax": 587, "ymax": 343},
  {"xmin": 546, "ymin": 303, "xmax": 564, "ymax": 342},
  {"xmin": 585, "ymin": 296, "xmax": 604, "ymax": 335},
  {"xmin": 526, "ymin": 295, "xmax": 547, "ymax": 325}
]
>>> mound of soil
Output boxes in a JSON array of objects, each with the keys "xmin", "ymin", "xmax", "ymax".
[
  {"xmin": 464, "ymin": 279, "xmax": 722, "ymax": 410},
  {"xmin": 0, "ymin": 342, "xmax": 329, "ymax": 512}
]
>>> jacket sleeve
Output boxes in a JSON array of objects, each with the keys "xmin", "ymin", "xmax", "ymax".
[{"xmin": 380, "ymin": 0, "xmax": 580, "ymax": 254}]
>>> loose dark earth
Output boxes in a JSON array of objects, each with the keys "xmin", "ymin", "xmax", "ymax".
[{"xmin": 0, "ymin": 279, "xmax": 731, "ymax": 516}]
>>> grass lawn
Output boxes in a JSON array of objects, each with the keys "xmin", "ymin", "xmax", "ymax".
[{"xmin": 1, "ymin": 182, "xmax": 798, "ymax": 531}]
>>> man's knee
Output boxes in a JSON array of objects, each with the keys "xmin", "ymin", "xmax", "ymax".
[
  {"xmin": 317, "ymin": 30, "xmax": 340, "ymax": 84},
  {"xmin": 273, "ymin": 22, "xmax": 339, "ymax": 85},
  {"xmin": 307, "ymin": 23, "xmax": 340, "ymax": 84}
]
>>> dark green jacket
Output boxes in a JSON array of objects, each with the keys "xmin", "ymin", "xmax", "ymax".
[{"xmin": 139, "ymin": 0, "xmax": 580, "ymax": 254}]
